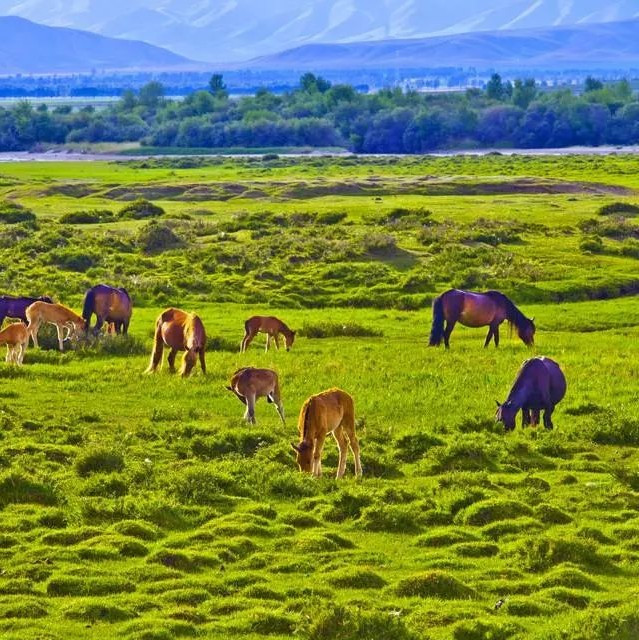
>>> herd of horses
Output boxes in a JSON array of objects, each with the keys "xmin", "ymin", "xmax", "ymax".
[{"xmin": 0, "ymin": 285, "xmax": 565, "ymax": 478}]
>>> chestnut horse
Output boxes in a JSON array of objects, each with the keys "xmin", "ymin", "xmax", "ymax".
[
  {"xmin": 429, "ymin": 289, "xmax": 535, "ymax": 349},
  {"xmin": 291, "ymin": 388, "xmax": 362, "ymax": 478},
  {"xmin": 146, "ymin": 308, "xmax": 206, "ymax": 377},
  {"xmin": 82, "ymin": 284, "xmax": 132, "ymax": 335},
  {"xmin": 226, "ymin": 367, "xmax": 285, "ymax": 424},
  {"xmin": 26, "ymin": 301, "xmax": 87, "ymax": 351},
  {"xmin": 0, "ymin": 322, "xmax": 29, "ymax": 365},
  {"xmin": 496, "ymin": 357, "xmax": 566, "ymax": 431},
  {"xmin": 241, "ymin": 316, "xmax": 296, "ymax": 353}
]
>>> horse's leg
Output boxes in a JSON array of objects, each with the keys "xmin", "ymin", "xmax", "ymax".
[
  {"xmin": 28, "ymin": 320, "xmax": 39, "ymax": 348},
  {"xmin": 443, "ymin": 320, "xmax": 456, "ymax": 349},
  {"xmin": 245, "ymin": 393, "xmax": 256, "ymax": 424},
  {"xmin": 274, "ymin": 333, "xmax": 280, "ymax": 350},
  {"xmin": 167, "ymin": 349, "xmax": 178, "ymax": 373},
  {"xmin": 5, "ymin": 346, "xmax": 11, "ymax": 363},
  {"xmin": 543, "ymin": 404, "xmax": 555, "ymax": 430},
  {"xmin": 522, "ymin": 407, "xmax": 531, "ymax": 428},
  {"xmin": 265, "ymin": 334, "xmax": 271, "ymax": 353},
  {"xmin": 241, "ymin": 331, "xmax": 254, "ymax": 353},
  {"xmin": 17, "ymin": 343, "xmax": 25, "ymax": 365},
  {"xmin": 198, "ymin": 349, "xmax": 206, "ymax": 374},
  {"xmin": 56, "ymin": 324, "xmax": 65, "ymax": 351},
  {"xmin": 484, "ymin": 326, "xmax": 494, "ymax": 348},
  {"xmin": 333, "ymin": 427, "xmax": 349, "ymax": 479},
  {"xmin": 313, "ymin": 435, "xmax": 326, "ymax": 477},
  {"xmin": 493, "ymin": 323, "xmax": 501, "ymax": 347},
  {"xmin": 93, "ymin": 315, "xmax": 104, "ymax": 337},
  {"xmin": 531, "ymin": 409, "xmax": 540, "ymax": 426}
]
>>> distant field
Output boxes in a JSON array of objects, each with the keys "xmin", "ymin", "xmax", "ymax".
[{"xmin": 1, "ymin": 155, "xmax": 639, "ymax": 639}]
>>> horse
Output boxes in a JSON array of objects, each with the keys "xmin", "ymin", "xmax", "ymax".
[
  {"xmin": 82, "ymin": 284, "xmax": 132, "ymax": 336},
  {"xmin": 226, "ymin": 367, "xmax": 285, "ymax": 424},
  {"xmin": 0, "ymin": 322, "xmax": 29, "ymax": 365},
  {"xmin": 496, "ymin": 357, "xmax": 566, "ymax": 431},
  {"xmin": 291, "ymin": 388, "xmax": 362, "ymax": 478},
  {"xmin": 241, "ymin": 316, "xmax": 296, "ymax": 353},
  {"xmin": 25, "ymin": 301, "xmax": 87, "ymax": 351},
  {"xmin": 429, "ymin": 289, "xmax": 535, "ymax": 349},
  {"xmin": 0, "ymin": 295, "xmax": 52, "ymax": 326},
  {"xmin": 146, "ymin": 308, "xmax": 206, "ymax": 377}
]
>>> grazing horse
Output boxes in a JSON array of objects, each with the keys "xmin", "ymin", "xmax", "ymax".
[
  {"xmin": 82, "ymin": 284, "xmax": 132, "ymax": 335},
  {"xmin": 291, "ymin": 388, "xmax": 362, "ymax": 478},
  {"xmin": 241, "ymin": 316, "xmax": 296, "ymax": 353},
  {"xmin": 429, "ymin": 289, "xmax": 535, "ymax": 349},
  {"xmin": 146, "ymin": 308, "xmax": 206, "ymax": 377},
  {"xmin": 496, "ymin": 357, "xmax": 566, "ymax": 431},
  {"xmin": 0, "ymin": 295, "xmax": 52, "ymax": 326},
  {"xmin": 226, "ymin": 367, "xmax": 285, "ymax": 424},
  {"xmin": 0, "ymin": 322, "xmax": 29, "ymax": 365},
  {"xmin": 26, "ymin": 301, "xmax": 87, "ymax": 351}
]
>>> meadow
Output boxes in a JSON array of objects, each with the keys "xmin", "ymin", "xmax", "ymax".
[{"xmin": 1, "ymin": 154, "xmax": 639, "ymax": 639}]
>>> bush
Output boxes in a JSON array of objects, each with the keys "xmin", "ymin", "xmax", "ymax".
[
  {"xmin": 136, "ymin": 221, "xmax": 184, "ymax": 253},
  {"xmin": 75, "ymin": 448, "xmax": 125, "ymax": 476},
  {"xmin": 119, "ymin": 199, "xmax": 164, "ymax": 219},
  {"xmin": 50, "ymin": 248, "xmax": 98, "ymax": 272},
  {"xmin": 515, "ymin": 536, "xmax": 609, "ymax": 572},
  {"xmin": 395, "ymin": 571, "xmax": 476, "ymax": 599},
  {"xmin": 0, "ymin": 472, "xmax": 59, "ymax": 507},
  {"xmin": 598, "ymin": 202, "xmax": 639, "ymax": 216},
  {"xmin": 579, "ymin": 235, "xmax": 604, "ymax": 254},
  {"xmin": 59, "ymin": 209, "xmax": 114, "ymax": 224},
  {"xmin": 0, "ymin": 201, "xmax": 36, "ymax": 224}
]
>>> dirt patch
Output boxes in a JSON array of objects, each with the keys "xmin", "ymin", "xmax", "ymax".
[
  {"xmin": 102, "ymin": 185, "xmax": 187, "ymax": 201},
  {"xmin": 39, "ymin": 182, "xmax": 102, "ymax": 198}
]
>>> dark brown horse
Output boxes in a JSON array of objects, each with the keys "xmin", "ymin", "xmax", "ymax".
[
  {"xmin": 429, "ymin": 289, "xmax": 535, "ymax": 348},
  {"xmin": 146, "ymin": 308, "xmax": 206, "ymax": 377},
  {"xmin": 0, "ymin": 295, "xmax": 52, "ymax": 326},
  {"xmin": 496, "ymin": 357, "xmax": 566, "ymax": 431},
  {"xmin": 82, "ymin": 284, "xmax": 132, "ymax": 335}
]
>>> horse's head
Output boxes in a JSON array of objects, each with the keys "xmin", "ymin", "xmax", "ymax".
[
  {"xmin": 291, "ymin": 441, "xmax": 312, "ymax": 472},
  {"xmin": 518, "ymin": 317, "xmax": 535, "ymax": 346},
  {"xmin": 285, "ymin": 330, "xmax": 296, "ymax": 352},
  {"xmin": 495, "ymin": 400, "xmax": 517, "ymax": 431},
  {"xmin": 67, "ymin": 319, "xmax": 88, "ymax": 342},
  {"xmin": 40, "ymin": 296, "xmax": 53, "ymax": 304}
]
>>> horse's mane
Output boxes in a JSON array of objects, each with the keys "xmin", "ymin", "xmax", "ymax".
[
  {"xmin": 486, "ymin": 291, "xmax": 529, "ymax": 331},
  {"xmin": 299, "ymin": 397, "xmax": 313, "ymax": 440},
  {"xmin": 278, "ymin": 319, "xmax": 293, "ymax": 335}
]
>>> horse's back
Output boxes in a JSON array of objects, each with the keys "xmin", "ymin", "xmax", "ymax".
[
  {"xmin": 309, "ymin": 388, "xmax": 353, "ymax": 430},
  {"xmin": 90, "ymin": 284, "xmax": 132, "ymax": 320},
  {"xmin": 0, "ymin": 322, "xmax": 28, "ymax": 342},
  {"xmin": 518, "ymin": 357, "xmax": 566, "ymax": 403},
  {"xmin": 538, "ymin": 357, "xmax": 567, "ymax": 403}
]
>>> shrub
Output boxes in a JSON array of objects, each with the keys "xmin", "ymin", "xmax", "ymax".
[
  {"xmin": 119, "ymin": 199, "xmax": 164, "ymax": 219},
  {"xmin": 316, "ymin": 211, "xmax": 347, "ymax": 224},
  {"xmin": 395, "ymin": 571, "xmax": 476, "ymax": 599},
  {"xmin": 0, "ymin": 201, "xmax": 36, "ymax": 224},
  {"xmin": 579, "ymin": 235, "xmax": 604, "ymax": 254},
  {"xmin": 59, "ymin": 209, "xmax": 114, "ymax": 224},
  {"xmin": 515, "ymin": 536, "xmax": 608, "ymax": 572},
  {"xmin": 136, "ymin": 221, "xmax": 184, "ymax": 253},
  {"xmin": 299, "ymin": 321, "xmax": 382, "ymax": 338},
  {"xmin": 394, "ymin": 432, "xmax": 445, "ymax": 462},
  {"xmin": 50, "ymin": 248, "xmax": 98, "ymax": 272},
  {"xmin": 75, "ymin": 448, "xmax": 125, "ymax": 476},
  {"xmin": 0, "ymin": 472, "xmax": 59, "ymax": 507}
]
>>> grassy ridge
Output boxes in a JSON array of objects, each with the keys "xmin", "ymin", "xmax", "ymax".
[{"xmin": 1, "ymin": 156, "xmax": 639, "ymax": 638}]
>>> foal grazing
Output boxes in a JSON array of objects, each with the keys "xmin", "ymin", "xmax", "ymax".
[
  {"xmin": 291, "ymin": 388, "xmax": 362, "ymax": 478},
  {"xmin": 146, "ymin": 308, "xmax": 206, "ymax": 377},
  {"xmin": 429, "ymin": 289, "xmax": 535, "ymax": 348},
  {"xmin": 26, "ymin": 301, "xmax": 86, "ymax": 351},
  {"xmin": 496, "ymin": 357, "xmax": 566, "ymax": 431},
  {"xmin": 226, "ymin": 367, "xmax": 285, "ymax": 424},
  {"xmin": 82, "ymin": 284, "xmax": 132, "ymax": 335},
  {"xmin": 241, "ymin": 316, "xmax": 296, "ymax": 353},
  {"xmin": 0, "ymin": 322, "xmax": 29, "ymax": 365}
]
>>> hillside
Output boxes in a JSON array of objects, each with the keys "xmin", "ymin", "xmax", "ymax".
[
  {"xmin": 0, "ymin": 16, "xmax": 196, "ymax": 74},
  {"xmin": 0, "ymin": 0, "xmax": 638, "ymax": 63},
  {"xmin": 253, "ymin": 18, "xmax": 639, "ymax": 70}
]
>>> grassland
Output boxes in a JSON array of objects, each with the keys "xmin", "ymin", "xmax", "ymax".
[{"xmin": 1, "ymin": 155, "xmax": 639, "ymax": 639}]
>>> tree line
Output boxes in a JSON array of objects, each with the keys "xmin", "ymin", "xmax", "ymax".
[{"xmin": 0, "ymin": 73, "xmax": 638, "ymax": 152}]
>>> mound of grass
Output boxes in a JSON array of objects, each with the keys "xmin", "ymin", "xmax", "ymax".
[
  {"xmin": 482, "ymin": 518, "xmax": 543, "ymax": 540},
  {"xmin": 515, "ymin": 536, "xmax": 609, "ymax": 573},
  {"xmin": 79, "ymin": 473, "xmax": 128, "ymax": 498},
  {"xmin": 111, "ymin": 520, "xmax": 161, "ymax": 541},
  {"xmin": 46, "ymin": 576, "xmax": 135, "ymax": 597},
  {"xmin": 415, "ymin": 529, "xmax": 479, "ymax": 547},
  {"xmin": 0, "ymin": 201, "xmax": 36, "ymax": 224},
  {"xmin": 539, "ymin": 566, "xmax": 603, "ymax": 591},
  {"xmin": 541, "ymin": 587, "xmax": 591, "ymax": 609},
  {"xmin": 394, "ymin": 432, "xmax": 445, "ymax": 463},
  {"xmin": 249, "ymin": 611, "xmax": 296, "ymax": 635},
  {"xmin": 119, "ymin": 198, "xmax": 165, "ymax": 219},
  {"xmin": 598, "ymin": 202, "xmax": 639, "ymax": 216},
  {"xmin": 395, "ymin": 571, "xmax": 476, "ymax": 600},
  {"xmin": 0, "ymin": 598, "xmax": 48, "ymax": 619},
  {"xmin": 534, "ymin": 504, "xmax": 573, "ymax": 524},
  {"xmin": 0, "ymin": 472, "xmax": 59, "ymax": 507},
  {"xmin": 75, "ymin": 448, "xmax": 125, "ymax": 476},
  {"xmin": 326, "ymin": 568, "xmax": 387, "ymax": 589},
  {"xmin": 76, "ymin": 334, "xmax": 148, "ymax": 357},
  {"xmin": 452, "ymin": 542, "xmax": 499, "ymax": 558},
  {"xmin": 63, "ymin": 602, "xmax": 135, "ymax": 622},
  {"xmin": 458, "ymin": 499, "xmax": 534, "ymax": 526},
  {"xmin": 299, "ymin": 321, "xmax": 382, "ymax": 338},
  {"xmin": 359, "ymin": 504, "xmax": 423, "ymax": 533}
]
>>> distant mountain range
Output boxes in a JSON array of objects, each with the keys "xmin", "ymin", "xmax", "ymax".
[
  {"xmin": 0, "ymin": 16, "xmax": 195, "ymax": 74},
  {"xmin": 0, "ymin": 0, "xmax": 638, "ymax": 63},
  {"xmin": 253, "ymin": 18, "xmax": 639, "ymax": 70}
]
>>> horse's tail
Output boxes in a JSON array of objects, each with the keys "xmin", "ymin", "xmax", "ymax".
[
  {"xmin": 298, "ymin": 396, "xmax": 314, "ymax": 440},
  {"xmin": 429, "ymin": 295, "xmax": 445, "ymax": 346},
  {"xmin": 145, "ymin": 315, "xmax": 164, "ymax": 373},
  {"xmin": 82, "ymin": 288, "xmax": 95, "ymax": 329}
]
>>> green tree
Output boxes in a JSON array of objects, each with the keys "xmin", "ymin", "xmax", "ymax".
[
  {"xmin": 512, "ymin": 78, "xmax": 537, "ymax": 109},
  {"xmin": 486, "ymin": 73, "xmax": 506, "ymax": 101},
  {"xmin": 584, "ymin": 76, "xmax": 604, "ymax": 92},
  {"xmin": 208, "ymin": 74, "xmax": 228, "ymax": 98},
  {"xmin": 139, "ymin": 81, "xmax": 165, "ymax": 109},
  {"xmin": 120, "ymin": 90, "xmax": 137, "ymax": 111},
  {"xmin": 300, "ymin": 73, "xmax": 331, "ymax": 93}
]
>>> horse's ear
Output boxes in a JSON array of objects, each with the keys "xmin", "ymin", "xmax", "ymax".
[
  {"xmin": 495, "ymin": 400, "xmax": 501, "ymax": 407},
  {"xmin": 225, "ymin": 386, "xmax": 233, "ymax": 392},
  {"xmin": 531, "ymin": 317, "xmax": 535, "ymax": 323}
]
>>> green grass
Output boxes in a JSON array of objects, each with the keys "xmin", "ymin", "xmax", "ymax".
[{"xmin": 0, "ymin": 155, "xmax": 639, "ymax": 638}]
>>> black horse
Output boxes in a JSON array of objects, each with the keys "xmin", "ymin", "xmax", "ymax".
[
  {"xmin": 496, "ymin": 357, "xmax": 566, "ymax": 431},
  {"xmin": 0, "ymin": 295, "xmax": 52, "ymax": 325}
]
